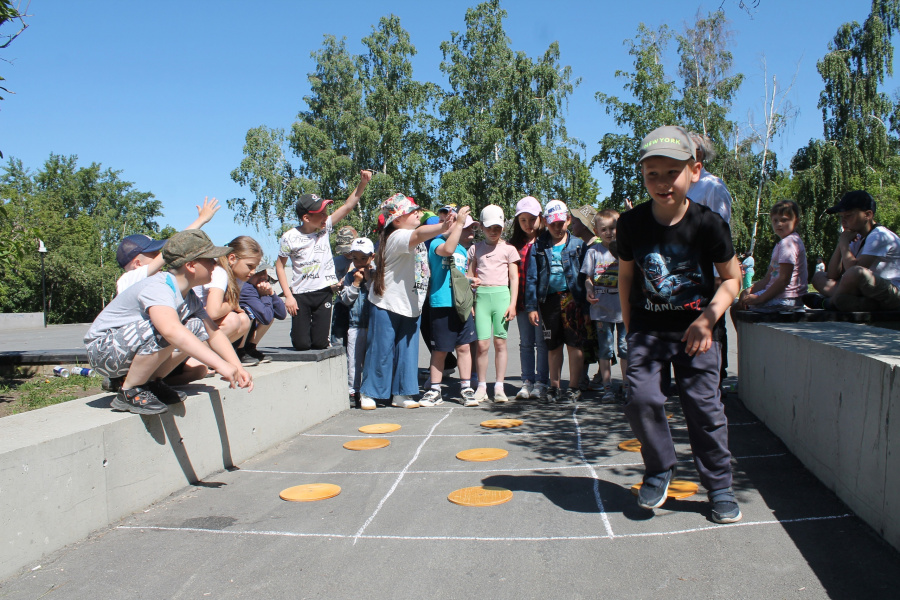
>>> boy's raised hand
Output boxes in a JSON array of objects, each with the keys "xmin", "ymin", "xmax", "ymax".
[
  {"xmin": 360, "ymin": 169, "xmax": 373, "ymax": 185},
  {"xmin": 196, "ymin": 197, "xmax": 221, "ymax": 225}
]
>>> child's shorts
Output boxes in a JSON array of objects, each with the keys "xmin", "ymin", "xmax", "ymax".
[
  {"xmin": 539, "ymin": 291, "xmax": 586, "ymax": 351},
  {"xmin": 475, "ymin": 286, "xmax": 511, "ymax": 340},
  {"xmin": 430, "ymin": 306, "xmax": 477, "ymax": 352},
  {"xmin": 595, "ymin": 321, "xmax": 627, "ymax": 363},
  {"xmin": 86, "ymin": 317, "xmax": 208, "ymax": 378}
]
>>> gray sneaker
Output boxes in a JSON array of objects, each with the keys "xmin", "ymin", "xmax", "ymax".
[
  {"xmin": 419, "ymin": 389, "xmax": 443, "ymax": 407},
  {"xmin": 461, "ymin": 387, "xmax": 479, "ymax": 407},
  {"xmin": 600, "ymin": 386, "xmax": 616, "ymax": 403},
  {"xmin": 544, "ymin": 387, "xmax": 560, "ymax": 404},
  {"xmin": 637, "ymin": 468, "xmax": 673, "ymax": 510},
  {"xmin": 709, "ymin": 488, "xmax": 742, "ymax": 523}
]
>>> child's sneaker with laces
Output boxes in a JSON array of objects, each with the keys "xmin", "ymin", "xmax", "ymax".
[
  {"xmin": 531, "ymin": 382, "xmax": 548, "ymax": 400},
  {"xmin": 544, "ymin": 387, "xmax": 560, "ymax": 404},
  {"xmin": 146, "ymin": 378, "xmax": 188, "ymax": 405},
  {"xmin": 419, "ymin": 389, "xmax": 443, "ymax": 407},
  {"xmin": 590, "ymin": 373, "xmax": 605, "ymax": 391},
  {"xmin": 600, "ymin": 385, "xmax": 616, "ymax": 404},
  {"xmin": 111, "ymin": 386, "xmax": 167, "ymax": 415},
  {"xmin": 461, "ymin": 388, "xmax": 479, "ymax": 407},
  {"xmin": 494, "ymin": 385, "xmax": 508, "ymax": 403},
  {"xmin": 391, "ymin": 395, "xmax": 420, "ymax": 409},
  {"xmin": 566, "ymin": 388, "xmax": 583, "ymax": 403},
  {"xmin": 516, "ymin": 382, "xmax": 533, "ymax": 399}
]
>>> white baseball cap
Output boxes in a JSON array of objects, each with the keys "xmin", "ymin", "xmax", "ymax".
[
  {"xmin": 349, "ymin": 237, "xmax": 375, "ymax": 255},
  {"xmin": 544, "ymin": 200, "xmax": 569, "ymax": 224},
  {"xmin": 480, "ymin": 204, "xmax": 506, "ymax": 228}
]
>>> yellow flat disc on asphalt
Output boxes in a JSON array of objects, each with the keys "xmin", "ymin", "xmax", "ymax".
[
  {"xmin": 480, "ymin": 419, "xmax": 524, "ymax": 429},
  {"xmin": 448, "ymin": 486, "xmax": 513, "ymax": 506},
  {"xmin": 280, "ymin": 483, "xmax": 341, "ymax": 502},
  {"xmin": 618, "ymin": 439, "xmax": 642, "ymax": 452},
  {"xmin": 666, "ymin": 412, "xmax": 674, "ymax": 419},
  {"xmin": 358, "ymin": 423, "xmax": 401, "ymax": 434},
  {"xmin": 630, "ymin": 480, "xmax": 699, "ymax": 499},
  {"xmin": 456, "ymin": 448, "xmax": 509, "ymax": 462},
  {"xmin": 343, "ymin": 438, "xmax": 391, "ymax": 451}
]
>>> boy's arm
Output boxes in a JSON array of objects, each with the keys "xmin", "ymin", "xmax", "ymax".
[
  {"xmin": 525, "ymin": 246, "xmax": 540, "ymax": 325},
  {"xmin": 203, "ymin": 287, "xmax": 233, "ymax": 321},
  {"xmin": 276, "ymin": 256, "xmax": 297, "ymax": 316},
  {"xmin": 330, "ymin": 170, "xmax": 373, "ymax": 225},
  {"xmin": 410, "ymin": 217, "xmax": 454, "ymax": 249},
  {"xmin": 147, "ymin": 306, "xmax": 251, "ymax": 390},
  {"xmin": 204, "ymin": 318, "xmax": 253, "ymax": 390},
  {"xmin": 436, "ymin": 207, "xmax": 470, "ymax": 257},
  {"xmin": 618, "ymin": 259, "xmax": 634, "ymax": 333},
  {"xmin": 682, "ymin": 256, "xmax": 741, "ymax": 356}
]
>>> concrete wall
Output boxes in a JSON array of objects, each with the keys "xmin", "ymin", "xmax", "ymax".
[
  {"xmin": 0, "ymin": 313, "xmax": 43, "ymax": 330},
  {"xmin": 0, "ymin": 356, "xmax": 347, "ymax": 581},
  {"xmin": 736, "ymin": 321, "xmax": 900, "ymax": 551}
]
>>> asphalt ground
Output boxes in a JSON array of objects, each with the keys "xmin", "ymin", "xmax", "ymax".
[{"xmin": 2, "ymin": 317, "xmax": 900, "ymax": 599}]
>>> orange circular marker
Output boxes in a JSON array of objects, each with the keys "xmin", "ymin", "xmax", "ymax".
[
  {"xmin": 358, "ymin": 423, "xmax": 401, "ymax": 434},
  {"xmin": 630, "ymin": 480, "xmax": 699, "ymax": 499},
  {"xmin": 480, "ymin": 418, "xmax": 524, "ymax": 429},
  {"xmin": 448, "ymin": 485, "xmax": 513, "ymax": 506},
  {"xmin": 456, "ymin": 448, "xmax": 508, "ymax": 462},
  {"xmin": 618, "ymin": 439, "xmax": 642, "ymax": 452},
  {"xmin": 343, "ymin": 438, "xmax": 391, "ymax": 451},
  {"xmin": 280, "ymin": 483, "xmax": 341, "ymax": 502}
]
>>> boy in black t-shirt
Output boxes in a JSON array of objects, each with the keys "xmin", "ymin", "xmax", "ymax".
[{"xmin": 616, "ymin": 126, "xmax": 742, "ymax": 524}]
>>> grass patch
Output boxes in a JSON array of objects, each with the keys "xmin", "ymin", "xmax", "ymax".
[{"xmin": 0, "ymin": 370, "xmax": 105, "ymax": 417}]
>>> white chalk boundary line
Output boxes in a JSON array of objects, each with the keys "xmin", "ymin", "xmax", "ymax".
[
  {"xmin": 239, "ymin": 453, "xmax": 788, "ymax": 477},
  {"xmin": 350, "ymin": 408, "xmax": 453, "ymax": 544},
  {"xmin": 117, "ymin": 514, "xmax": 853, "ymax": 542},
  {"xmin": 572, "ymin": 405, "xmax": 615, "ymax": 538}
]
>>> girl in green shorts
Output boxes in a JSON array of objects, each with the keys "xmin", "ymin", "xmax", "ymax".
[{"xmin": 467, "ymin": 205, "xmax": 520, "ymax": 402}]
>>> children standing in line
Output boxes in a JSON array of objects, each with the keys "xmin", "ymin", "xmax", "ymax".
[
  {"xmin": 85, "ymin": 230, "xmax": 253, "ymax": 415},
  {"xmin": 582, "ymin": 209, "xmax": 627, "ymax": 402},
  {"xmin": 510, "ymin": 196, "xmax": 549, "ymax": 400},
  {"xmin": 737, "ymin": 200, "xmax": 808, "ymax": 311},
  {"xmin": 422, "ymin": 207, "xmax": 479, "ymax": 407},
  {"xmin": 340, "ymin": 237, "xmax": 375, "ymax": 407},
  {"xmin": 276, "ymin": 170, "xmax": 372, "ymax": 351},
  {"xmin": 468, "ymin": 205, "xmax": 520, "ymax": 403},
  {"xmin": 239, "ymin": 263, "xmax": 287, "ymax": 364},
  {"xmin": 524, "ymin": 200, "xmax": 586, "ymax": 403},
  {"xmin": 616, "ymin": 125, "xmax": 742, "ymax": 523},
  {"xmin": 358, "ymin": 194, "xmax": 451, "ymax": 410}
]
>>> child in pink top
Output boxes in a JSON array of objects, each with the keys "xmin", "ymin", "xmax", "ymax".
[{"xmin": 467, "ymin": 205, "xmax": 520, "ymax": 403}]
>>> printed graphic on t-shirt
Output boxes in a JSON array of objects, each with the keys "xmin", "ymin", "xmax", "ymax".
[
  {"xmin": 639, "ymin": 247, "xmax": 705, "ymax": 311},
  {"xmin": 414, "ymin": 243, "xmax": 430, "ymax": 294},
  {"xmin": 442, "ymin": 252, "xmax": 468, "ymax": 273},
  {"xmin": 591, "ymin": 259, "xmax": 618, "ymax": 287}
]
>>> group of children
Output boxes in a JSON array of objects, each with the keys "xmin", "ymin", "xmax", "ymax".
[{"xmin": 88, "ymin": 123, "xmax": 840, "ymax": 525}]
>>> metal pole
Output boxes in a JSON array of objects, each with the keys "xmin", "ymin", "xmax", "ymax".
[{"xmin": 41, "ymin": 252, "xmax": 47, "ymax": 327}]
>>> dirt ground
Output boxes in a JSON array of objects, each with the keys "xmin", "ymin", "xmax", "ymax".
[{"xmin": 0, "ymin": 368, "xmax": 104, "ymax": 418}]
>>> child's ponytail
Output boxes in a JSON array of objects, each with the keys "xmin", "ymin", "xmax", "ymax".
[{"xmin": 373, "ymin": 224, "xmax": 397, "ymax": 297}]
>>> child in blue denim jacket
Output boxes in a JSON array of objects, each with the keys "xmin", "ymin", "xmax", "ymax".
[
  {"xmin": 524, "ymin": 200, "xmax": 586, "ymax": 403},
  {"xmin": 339, "ymin": 237, "xmax": 375, "ymax": 405}
]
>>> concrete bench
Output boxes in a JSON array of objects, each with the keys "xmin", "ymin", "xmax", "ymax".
[
  {"xmin": 734, "ymin": 320, "xmax": 900, "ymax": 552},
  {"xmin": 0, "ymin": 351, "xmax": 348, "ymax": 581},
  {"xmin": 732, "ymin": 308, "xmax": 900, "ymax": 325}
]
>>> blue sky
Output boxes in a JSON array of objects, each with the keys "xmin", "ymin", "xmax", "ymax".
[{"xmin": 1, "ymin": 0, "xmax": 882, "ymax": 258}]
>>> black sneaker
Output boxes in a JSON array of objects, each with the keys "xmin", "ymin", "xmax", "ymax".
[
  {"xmin": 637, "ymin": 468, "xmax": 674, "ymax": 510},
  {"xmin": 146, "ymin": 378, "xmax": 188, "ymax": 405},
  {"xmin": 237, "ymin": 350, "xmax": 260, "ymax": 367},
  {"xmin": 110, "ymin": 386, "xmax": 167, "ymax": 415},
  {"xmin": 245, "ymin": 346, "xmax": 271, "ymax": 364},
  {"xmin": 801, "ymin": 293, "xmax": 827, "ymax": 310},
  {"xmin": 102, "ymin": 376, "xmax": 124, "ymax": 392},
  {"xmin": 544, "ymin": 387, "xmax": 560, "ymax": 404},
  {"xmin": 709, "ymin": 488, "xmax": 742, "ymax": 523},
  {"xmin": 566, "ymin": 388, "xmax": 583, "ymax": 403}
]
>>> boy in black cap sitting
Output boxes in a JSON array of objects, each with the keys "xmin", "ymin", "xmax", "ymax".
[
  {"xmin": 805, "ymin": 190, "xmax": 900, "ymax": 311},
  {"xmin": 616, "ymin": 125, "xmax": 743, "ymax": 523},
  {"xmin": 115, "ymin": 197, "xmax": 220, "ymax": 294},
  {"xmin": 275, "ymin": 170, "xmax": 372, "ymax": 351},
  {"xmin": 85, "ymin": 230, "xmax": 253, "ymax": 415}
]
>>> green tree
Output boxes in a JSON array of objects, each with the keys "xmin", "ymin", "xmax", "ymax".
[
  {"xmin": 593, "ymin": 24, "xmax": 680, "ymax": 209},
  {"xmin": 792, "ymin": 0, "xmax": 900, "ymax": 263}
]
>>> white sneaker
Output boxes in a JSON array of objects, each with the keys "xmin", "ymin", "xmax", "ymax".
[
  {"xmin": 516, "ymin": 382, "xmax": 533, "ymax": 399},
  {"xmin": 392, "ymin": 395, "xmax": 420, "ymax": 409},
  {"xmin": 531, "ymin": 383, "xmax": 548, "ymax": 400},
  {"xmin": 461, "ymin": 387, "xmax": 479, "ymax": 407},
  {"xmin": 360, "ymin": 394, "xmax": 377, "ymax": 410},
  {"xmin": 494, "ymin": 385, "xmax": 508, "ymax": 403},
  {"xmin": 419, "ymin": 389, "xmax": 442, "ymax": 407},
  {"xmin": 473, "ymin": 387, "xmax": 489, "ymax": 403}
]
